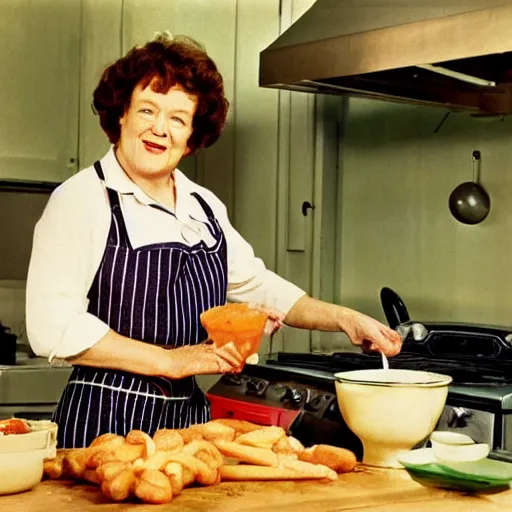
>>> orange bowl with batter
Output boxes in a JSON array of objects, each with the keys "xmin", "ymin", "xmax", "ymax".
[{"xmin": 200, "ymin": 303, "xmax": 268, "ymax": 358}]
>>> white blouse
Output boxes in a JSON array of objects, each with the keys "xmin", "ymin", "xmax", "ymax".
[{"xmin": 26, "ymin": 148, "xmax": 306, "ymax": 360}]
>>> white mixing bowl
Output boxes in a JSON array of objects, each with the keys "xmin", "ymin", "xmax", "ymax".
[
  {"xmin": 335, "ymin": 369, "xmax": 452, "ymax": 468},
  {"xmin": 0, "ymin": 449, "xmax": 46, "ymax": 495}
]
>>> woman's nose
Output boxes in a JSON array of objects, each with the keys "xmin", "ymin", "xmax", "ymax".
[{"xmin": 152, "ymin": 112, "xmax": 167, "ymax": 136}]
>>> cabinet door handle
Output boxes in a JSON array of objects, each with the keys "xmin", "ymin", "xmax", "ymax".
[{"xmin": 301, "ymin": 201, "xmax": 315, "ymax": 216}]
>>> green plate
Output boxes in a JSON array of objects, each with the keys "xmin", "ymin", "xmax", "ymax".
[{"xmin": 397, "ymin": 448, "xmax": 512, "ymax": 493}]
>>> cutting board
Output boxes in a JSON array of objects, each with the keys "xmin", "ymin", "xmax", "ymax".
[{"xmin": 1, "ymin": 466, "xmax": 511, "ymax": 511}]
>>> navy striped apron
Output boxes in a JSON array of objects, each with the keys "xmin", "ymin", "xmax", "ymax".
[{"xmin": 52, "ymin": 161, "xmax": 228, "ymax": 448}]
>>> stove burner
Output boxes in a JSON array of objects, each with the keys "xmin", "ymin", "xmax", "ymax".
[{"xmin": 266, "ymin": 352, "xmax": 512, "ymax": 386}]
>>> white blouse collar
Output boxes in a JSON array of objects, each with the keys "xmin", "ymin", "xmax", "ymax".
[{"xmin": 98, "ymin": 146, "xmax": 202, "ymax": 222}]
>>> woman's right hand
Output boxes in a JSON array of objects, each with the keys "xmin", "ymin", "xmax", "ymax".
[{"xmin": 167, "ymin": 341, "xmax": 246, "ymax": 379}]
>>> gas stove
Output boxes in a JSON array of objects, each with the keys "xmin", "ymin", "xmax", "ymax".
[{"xmin": 207, "ymin": 319, "xmax": 512, "ymax": 463}]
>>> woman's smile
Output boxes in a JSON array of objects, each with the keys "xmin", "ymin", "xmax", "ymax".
[{"xmin": 142, "ymin": 140, "xmax": 168, "ymax": 154}]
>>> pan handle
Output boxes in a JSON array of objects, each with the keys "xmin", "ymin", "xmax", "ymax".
[{"xmin": 380, "ymin": 287, "xmax": 411, "ymax": 329}]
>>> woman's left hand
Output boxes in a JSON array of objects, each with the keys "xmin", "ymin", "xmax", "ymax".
[{"xmin": 341, "ymin": 309, "xmax": 402, "ymax": 357}]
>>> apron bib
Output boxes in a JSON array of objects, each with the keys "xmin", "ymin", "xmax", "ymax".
[{"xmin": 53, "ymin": 161, "xmax": 228, "ymax": 448}]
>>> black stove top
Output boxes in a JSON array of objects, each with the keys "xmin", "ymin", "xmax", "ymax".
[
  {"xmin": 266, "ymin": 321, "xmax": 512, "ymax": 388},
  {"xmin": 265, "ymin": 352, "xmax": 512, "ymax": 387}
]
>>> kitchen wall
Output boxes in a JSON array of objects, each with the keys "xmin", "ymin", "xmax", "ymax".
[{"xmin": 337, "ymin": 98, "xmax": 512, "ymax": 328}]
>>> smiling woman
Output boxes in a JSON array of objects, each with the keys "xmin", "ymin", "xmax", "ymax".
[
  {"xmin": 115, "ymin": 82, "xmax": 197, "ymax": 210},
  {"xmin": 26, "ymin": 33, "xmax": 298, "ymax": 449},
  {"xmin": 25, "ymin": 32, "xmax": 402, "ymax": 450}
]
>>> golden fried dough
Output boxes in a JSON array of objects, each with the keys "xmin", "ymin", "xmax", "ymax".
[
  {"xmin": 298, "ymin": 444, "xmax": 357, "ymax": 473},
  {"xmin": 213, "ymin": 440, "xmax": 279, "ymax": 467},
  {"xmin": 153, "ymin": 429, "xmax": 184, "ymax": 452},
  {"xmin": 134, "ymin": 469, "xmax": 173, "ymax": 504},
  {"xmin": 236, "ymin": 425, "xmax": 286, "ymax": 449}
]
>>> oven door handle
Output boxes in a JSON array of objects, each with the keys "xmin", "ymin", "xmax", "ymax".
[{"xmin": 447, "ymin": 407, "xmax": 473, "ymax": 428}]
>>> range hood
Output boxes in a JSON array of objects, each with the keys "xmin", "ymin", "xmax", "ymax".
[{"xmin": 259, "ymin": 0, "xmax": 512, "ymax": 115}]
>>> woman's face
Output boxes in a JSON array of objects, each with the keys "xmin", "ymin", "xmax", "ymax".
[{"xmin": 117, "ymin": 79, "xmax": 197, "ymax": 179}]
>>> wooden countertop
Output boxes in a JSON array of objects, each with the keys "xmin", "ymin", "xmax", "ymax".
[{"xmin": 2, "ymin": 465, "xmax": 512, "ymax": 511}]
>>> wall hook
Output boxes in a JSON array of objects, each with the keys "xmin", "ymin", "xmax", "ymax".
[{"xmin": 302, "ymin": 201, "xmax": 315, "ymax": 216}]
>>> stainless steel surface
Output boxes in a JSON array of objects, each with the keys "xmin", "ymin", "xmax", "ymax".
[
  {"xmin": 260, "ymin": 0, "xmax": 512, "ymax": 114},
  {"xmin": 0, "ymin": 358, "xmax": 72, "ymax": 405},
  {"xmin": 505, "ymin": 415, "xmax": 512, "ymax": 455},
  {"xmin": 450, "ymin": 385, "xmax": 512, "ymax": 410}
]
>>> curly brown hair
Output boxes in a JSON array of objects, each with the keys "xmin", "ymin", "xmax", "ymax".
[{"xmin": 92, "ymin": 33, "xmax": 229, "ymax": 153}]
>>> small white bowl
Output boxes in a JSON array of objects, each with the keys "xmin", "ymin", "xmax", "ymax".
[
  {"xmin": 430, "ymin": 431, "xmax": 490, "ymax": 462},
  {"xmin": 0, "ymin": 450, "xmax": 45, "ymax": 495},
  {"xmin": 430, "ymin": 431, "xmax": 474, "ymax": 446},
  {"xmin": 0, "ymin": 421, "xmax": 58, "ymax": 459}
]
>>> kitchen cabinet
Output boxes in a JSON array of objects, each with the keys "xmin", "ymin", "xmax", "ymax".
[
  {"xmin": 0, "ymin": 0, "xmax": 81, "ymax": 183},
  {"xmin": 78, "ymin": 0, "xmax": 122, "ymax": 171}
]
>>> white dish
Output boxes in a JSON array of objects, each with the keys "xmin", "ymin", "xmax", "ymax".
[
  {"xmin": 433, "ymin": 442, "xmax": 490, "ymax": 463},
  {"xmin": 397, "ymin": 447, "xmax": 437, "ymax": 466},
  {"xmin": 0, "ymin": 420, "xmax": 58, "ymax": 458},
  {"xmin": 430, "ymin": 431, "xmax": 474, "ymax": 446},
  {"xmin": 0, "ymin": 449, "xmax": 45, "ymax": 495},
  {"xmin": 430, "ymin": 431, "xmax": 489, "ymax": 462}
]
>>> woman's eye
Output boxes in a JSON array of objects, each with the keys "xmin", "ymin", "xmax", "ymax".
[
  {"xmin": 140, "ymin": 108, "xmax": 153, "ymax": 115},
  {"xmin": 171, "ymin": 116, "xmax": 185, "ymax": 126}
]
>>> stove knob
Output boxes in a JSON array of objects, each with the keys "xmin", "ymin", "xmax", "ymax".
[
  {"xmin": 280, "ymin": 386, "xmax": 303, "ymax": 405},
  {"xmin": 448, "ymin": 407, "xmax": 473, "ymax": 428},
  {"xmin": 324, "ymin": 399, "xmax": 342, "ymax": 421},
  {"xmin": 221, "ymin": 374, "xmax": 242, "ymax": 386},
  {"xmin": 411, "ymin": 323, "xmax": 428, "ymax": 341},
  {"xmin": 245, "ymin": 378, "xmax": 268, "ymax": 397},
  {"xmin": 304, "ymin": 393, "xmax": 324, "ymax": 412},
  {"xmin": 300, "ymin": 388, "xmax": 312, "ymax": 404}
]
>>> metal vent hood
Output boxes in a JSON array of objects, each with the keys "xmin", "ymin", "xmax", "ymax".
[{"xmin": 259, "ymin": 0, "xmax": 512, "ymax": 115}]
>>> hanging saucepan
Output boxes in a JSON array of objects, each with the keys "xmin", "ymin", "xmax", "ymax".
[{"xmin": 448, "ymin": 150, "xmax": 490, "ymax": 225}]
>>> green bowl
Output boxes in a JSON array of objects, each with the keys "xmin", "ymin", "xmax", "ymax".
[{"xmin": 397, "ymin": 448, "xmax": 512, "ymax": 493}]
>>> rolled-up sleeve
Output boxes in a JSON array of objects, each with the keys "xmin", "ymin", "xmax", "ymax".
[
  {"xmin": 26, "ymin": 175, "xmax": 110, "ymax": 360},
  {"xmin": 211, "ymin": 201, "xmax": 306, "ymax": 314}
]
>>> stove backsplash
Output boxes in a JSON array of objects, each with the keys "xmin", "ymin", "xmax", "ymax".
[{"xmin": 337, "ymin": 102, "xmax": 512, "ymax": 334}]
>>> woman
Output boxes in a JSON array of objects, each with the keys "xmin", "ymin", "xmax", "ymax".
[{"xmin": 26, "ymin": 34, "xmax": 402, "ymax": 449}]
